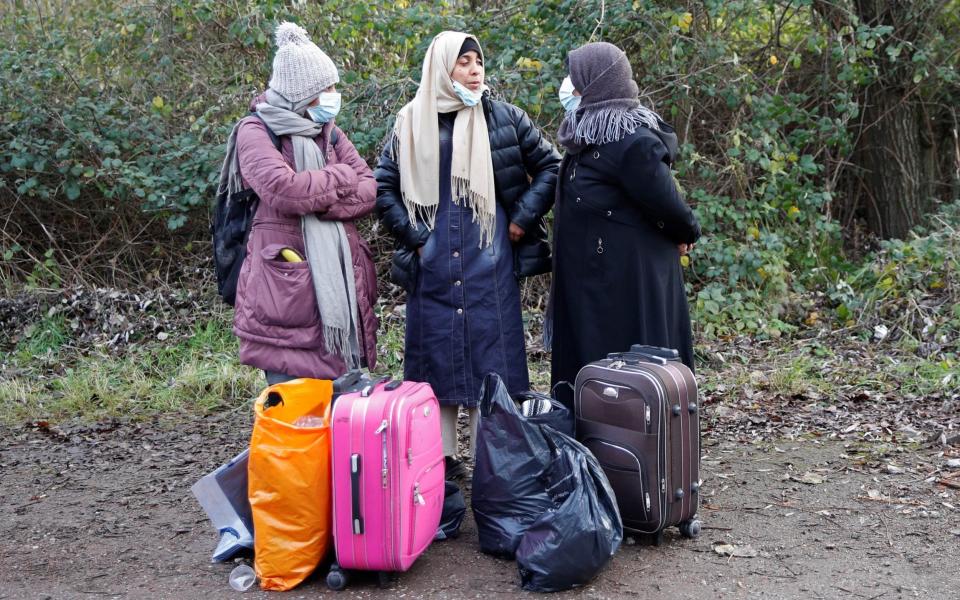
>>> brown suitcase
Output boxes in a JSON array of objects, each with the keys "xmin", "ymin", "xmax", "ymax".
[{"xmin": 574, "ymin": 345, "xmax": 701, "ymax": 542}]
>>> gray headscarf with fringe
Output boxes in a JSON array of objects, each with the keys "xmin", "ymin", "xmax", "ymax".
[{"xmin": 556, "ymin": 42, "xmax": 662, "ymax": 155}]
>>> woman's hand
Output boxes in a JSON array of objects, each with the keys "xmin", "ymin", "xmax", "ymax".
[
  {"xmin": 678, "ymin": 243, "xmax": 695, "ymax": 255},
  {"xmin": 508, "ymin": 222, "xmax": 525, "ymax": 242}
]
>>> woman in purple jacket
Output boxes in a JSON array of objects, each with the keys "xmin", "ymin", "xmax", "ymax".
[{"xmin": 219, "ymin": 22, "xmax": 378, "ymax": 385}]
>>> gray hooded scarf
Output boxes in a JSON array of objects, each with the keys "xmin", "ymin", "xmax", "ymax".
[{"xmin": 557, "ymin": 42, "xmax": 668, "ymax": 156}]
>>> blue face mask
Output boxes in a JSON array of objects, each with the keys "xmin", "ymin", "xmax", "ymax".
[
  {"xmin": 559, "ymin": 76, "xmax": 580, "ymax": 112},
  {"xmin": 451, "ymin": 80, "xmax": 482, "ymax": 107},
  {"xmin": 307, "ymin": 92, "xmax": 342, "ymax": 124}
]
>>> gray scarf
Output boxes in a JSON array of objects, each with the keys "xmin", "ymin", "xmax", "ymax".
[
  {"xmin": 222, "ymin": 89, "xmax": 360, "ymax": 366},
  {"xmin": 556, "ymin": 42, "xmax": 662, "ymax": 156}
]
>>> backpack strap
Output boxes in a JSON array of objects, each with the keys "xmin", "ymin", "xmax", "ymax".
[{"xmin": 249, "ymin": 112, "xmax": 282, "ymax": 151}]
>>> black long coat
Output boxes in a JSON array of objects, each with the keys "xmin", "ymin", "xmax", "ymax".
[{"xmin": 549, "ymin": 123, "xmax": 701, "ymax": 407}]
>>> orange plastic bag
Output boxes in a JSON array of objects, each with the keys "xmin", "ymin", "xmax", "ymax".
[{"xmin": 248, "ymin": 378, "xmax": 333, "ymax": 591}]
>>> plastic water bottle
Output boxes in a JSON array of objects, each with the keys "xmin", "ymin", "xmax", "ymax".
[{"xmin": 229, "ymin": 564, "xmax": 256, "ymax": 592}]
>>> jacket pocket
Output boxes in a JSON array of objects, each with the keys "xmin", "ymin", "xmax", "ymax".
[{"xmin": 250, "ymin": 243, "xmax": 319, "ymax": 328}]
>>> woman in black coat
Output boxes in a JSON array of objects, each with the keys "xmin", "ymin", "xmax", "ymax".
[
  {"xmin": 375, "ymin": 31, "xmax": 560, "ymax": 475},
  {"xmin": 548, "ymin": 42, "xmax": 701, "ymax": 408}
]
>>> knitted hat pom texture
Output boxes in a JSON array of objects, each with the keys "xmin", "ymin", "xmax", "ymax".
[{"xmin": 269, "ymin": 21, "xmax": 339, "ymax": 104}]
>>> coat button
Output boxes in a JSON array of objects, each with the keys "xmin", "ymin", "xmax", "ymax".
[
  {"xmin": 454, "ymin": 280, "xmax": 462, "ymax": 286},
  {"xmin": 593, "ymin": 151, "xmax": 600, "ymax": 159},
  {"xmin": 576, "ymin": 197, "xmax": 581, "ymax": 203},
  {"xmin": 456, "ymin": 308, "xmax": 463, "ymax": 314},
  {"xmin": 606, "ymin": 210, "xmax": 612, "ymax": 216},
  {"xmin": 453, "ymin": 251, "xmax": 460, "ymax": 258},
  {"xmin": 657, "ymin": 221, "xmax": 665, "ymax": 229}
]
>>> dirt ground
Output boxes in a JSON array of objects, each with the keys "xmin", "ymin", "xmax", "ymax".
[{"xmin": 1, "ymin": 406, "xmax": 959, "ymax": 600}]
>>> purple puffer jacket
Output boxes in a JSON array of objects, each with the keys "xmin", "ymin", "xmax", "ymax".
[{"xmin": 233, "ymin": 112, "xmax": 378, "ymax": 379}]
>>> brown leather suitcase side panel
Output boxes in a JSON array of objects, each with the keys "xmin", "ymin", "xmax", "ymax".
[
  {"xmin": 576, "ymin": 359, "xmax": 700, "ymax": 534},
  {"xmin": 645, "ymin": 362, "xmax": 699, "ymax": 527}
]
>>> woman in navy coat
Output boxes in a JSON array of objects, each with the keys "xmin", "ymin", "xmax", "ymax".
[{"xmin": 375, "ymin": 32, "xmax": 560, "ymax": 475}]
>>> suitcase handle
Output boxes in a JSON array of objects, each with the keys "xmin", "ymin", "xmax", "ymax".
[
  {"xmin": 333, "ymin": 369, "xmax": 365, "ymax": 394},
  {"xmin": 628, "ymin": 344, "xmax": 680, "ymax": 361},
  {"xmin": 360, "ymin": 375, "xmax": 393, "ymax": 397},
  {"xmin": 608, "ymin": 351, "xmax": 668, "ymax": 366},
  {"xmin": 350, "ymin": 453, "xmax": 363, "ymax": 534}
]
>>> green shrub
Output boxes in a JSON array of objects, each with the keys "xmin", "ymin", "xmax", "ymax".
[{"xmin": 2, "ymin": 0, "xmax": 958, "ymax": 340}]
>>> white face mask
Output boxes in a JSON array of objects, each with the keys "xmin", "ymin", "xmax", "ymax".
[
  {"xmin": 307, "ymin": 92, "xmax": 342, "ymax": 124},
  {"xmin": 559, "ymin": 76, "xmax": 580, "ymax": 112},
  {"xmin": 451, "ymin": 80, "xmax": 482, "ymax": 107}
]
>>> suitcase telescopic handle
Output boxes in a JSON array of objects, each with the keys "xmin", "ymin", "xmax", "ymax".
[
  {"xmin": 333, "ymin": 369, "xmax": 365, "ymax": 394},
  {"xmin": 350, "ymin": 453, "xmax": 363, "ymax": 534},
  {"xmin": 608, "ymin": 351, "xmax": 668, "ymax": 366},
  {"xmin": 360, "ymin": 375, "xmax": 393, "ymax": 397},
  {"xmin": 629, "ymin": 344, "xmax": 680, "ymax": 360}
]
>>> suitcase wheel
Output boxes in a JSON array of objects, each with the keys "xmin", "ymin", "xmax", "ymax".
[
  {"xmin": 679, "ymin": 518, "xmax": 702, "ymax": 539},
  {"xmin": 377, "ymin": 571, "xmax": 392, "ymax": 589},
  {"xmin": 326, "ymin": 565, "xmax": 348, "ymax": 591},
  {"xmin": 652, "ymin": 530, "xmax": 665, "ymax": 546}
]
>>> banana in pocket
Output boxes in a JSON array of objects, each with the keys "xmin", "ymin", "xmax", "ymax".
[{"xmin": 280, "ymin": 248, "xmax": 304, "ymax": 263}]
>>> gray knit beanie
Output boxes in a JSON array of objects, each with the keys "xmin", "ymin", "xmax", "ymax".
[{"xmin": 268, "ymin": 22, "xmax": 339, "ymax": 104}]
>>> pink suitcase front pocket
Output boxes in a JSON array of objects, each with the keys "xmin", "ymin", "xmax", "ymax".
[{"xmin": 406, "ymin": 457, "xmax": 445, "ymax": 562}]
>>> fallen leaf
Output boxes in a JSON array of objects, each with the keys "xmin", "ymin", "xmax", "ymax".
[
  {"xmin": 790, "ymin": 472, "xmax": 825, "ymax": 485},
  {"xmin": 713, "ymin": 543, "xmax": 758, "ymax": 558}
]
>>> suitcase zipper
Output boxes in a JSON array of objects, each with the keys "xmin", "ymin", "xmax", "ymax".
[
  {"xmin": 376, "ymin": 419, "xmax": 389, "ymax": 488},
  {"xmin": 413, "ymin": 483, "xmax": 425, "ymax": 506}
]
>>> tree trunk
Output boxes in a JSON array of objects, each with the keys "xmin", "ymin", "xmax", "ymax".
[
  {"xmin": 855, "ymin": 88, "xmax": 930, "ymax": 239},
  {"xmin": 838, "ymin": 0, "xmax": 948, "ymax": 239}
]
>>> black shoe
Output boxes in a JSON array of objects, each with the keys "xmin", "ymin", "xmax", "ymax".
[{"xmin": 445, "ymin": 456, "xmax": 468, "ymax": 480}]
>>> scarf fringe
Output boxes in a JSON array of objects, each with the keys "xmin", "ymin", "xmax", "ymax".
[
  {"xmin": 219, "ymin": 122, "xmax": 246, "ymax": 200},
  {"xmin": 403, "ymin": 195, "xmax": 438, "ymax": 235},
  {"xmin": 323, "ymin": 324, "xmax": 354, "ymax": 363},
  {"xmin": 391, "ymin": 114, "xmax": 403, "ymax": 161},
  {"xmin": 572, "ymin": 105, "xmax": 662, "ymax": 148},
  {"xmin": 453, "ymin": 176, "xmax": 495, "ymax": 248}
]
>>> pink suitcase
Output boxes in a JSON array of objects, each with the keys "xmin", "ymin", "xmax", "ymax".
[{"xmin": 327, "ymin": 379, "xmax": 445, "ymax": 590}]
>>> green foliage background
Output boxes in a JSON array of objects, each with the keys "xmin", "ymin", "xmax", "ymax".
[{"xmin": 1, "ymin": 0, "xmax": 958, "ymax": 351}]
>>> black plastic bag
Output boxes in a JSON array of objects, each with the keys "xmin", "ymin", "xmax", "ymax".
[
  {"xmin": 435, "ymin": 481, "xmax": 466, "ymax": 540},
  {"xmin": 512, "ymin": 390, "xmax": 575, "ymax": 438},
  {"xmin": 471, "ymin": 374, "xmax": 555, "ymax": 558},
  {"xmin": 516, "ymin": 429, "xmax": 623, "ymax": 592}
]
